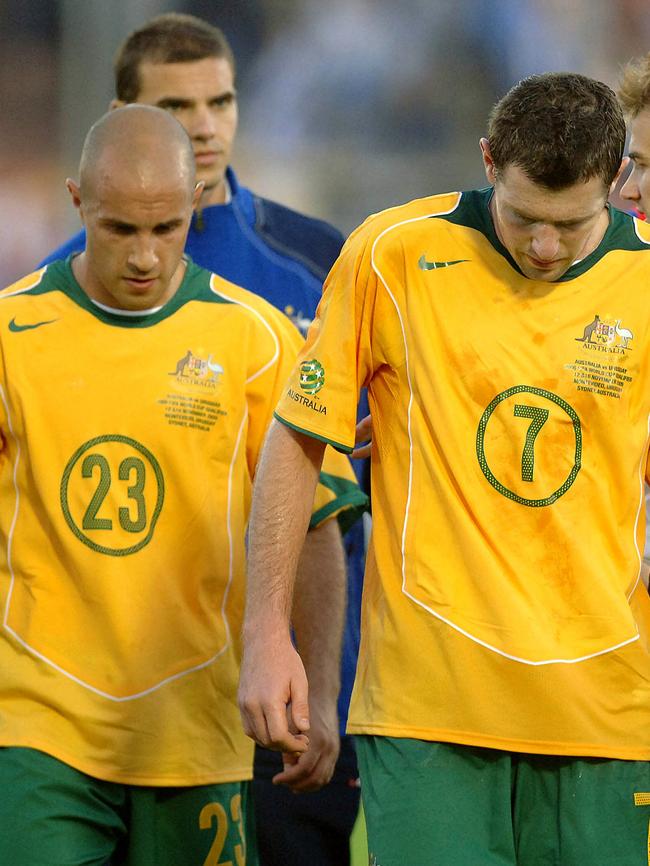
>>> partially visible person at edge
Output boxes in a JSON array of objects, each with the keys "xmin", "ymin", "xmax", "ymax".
[
  {"xmin": 617, "ymin": 52, "xmax": 650, "ymax": 591},
  {"xmin": 618, "ymin": 53, "xmax": 650, "ymax": 221},
  {"xmin": 238, "ymin": 72, "xmax": 650, "ymax": 866},
  {"xmin": 39, "ymin": 14, "xmax": 369, "ymax": 865},
  {"xmin": 0, "ymin": 105, "xmax": 365, "ymax": 865}
]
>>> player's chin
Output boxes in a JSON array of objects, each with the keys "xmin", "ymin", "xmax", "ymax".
[
  {"xmin": 197, "ymin": 165, "xmax": 225, "ymax": 192},
  {"xmin": 122, "ymin": 296, "xmax": 157, "ymax": 311},
  {"xmin": 520, "ymin": 261, "xmax": 567, "ymax": 282}
]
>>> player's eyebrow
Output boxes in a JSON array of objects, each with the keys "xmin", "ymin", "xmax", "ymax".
[
  {"xmin": 154, "ymin": 218, "xmax": 185, "ymax": 231},
  {"xmin": 99, "ymin": 218, "xmax": 135, "ymax": 231},
  {"xmin": 98, "ymin": 218, "xmax": 185, "ymax": 232},
  {"xmin": 155, "ymin": 96, "xmax": 194, "ymax": 109},
  {"xmin": 211, "ymin": 89, "xmax": 236, "ymax": 101},
  {"xmin": 154, "ymin": 91, "xmax": 236, "ymax": 110},
  {"xmin": 511, "ymin": 207, "xmax": 591, "ymax": 227}
]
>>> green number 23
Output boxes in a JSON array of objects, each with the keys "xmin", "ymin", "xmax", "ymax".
[{"xmin": 81, "ymin": 453, "xmax": 147, "ymax": 532}]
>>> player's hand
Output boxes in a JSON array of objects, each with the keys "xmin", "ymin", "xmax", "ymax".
[
  {"xmin": 351, "ymin": 413, "xmax": 372, "ymax": 460},
  {"xmin": 238, "ymin": 631, "xmax": 310, "ymax": 754},
  {"xmin": 271, "ymin": 699, "xmax": 340, "ymax": 793}
]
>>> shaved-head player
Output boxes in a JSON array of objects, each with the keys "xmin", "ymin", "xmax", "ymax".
[{"xmin": 0, "ymin": 105, "xmax": 362, "ymax": 866}]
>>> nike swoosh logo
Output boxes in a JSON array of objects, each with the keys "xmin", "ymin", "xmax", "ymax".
[
  {"xmin": 8, "ymin": 317, "xmax": 57, "ymax": 332},
  {"xmin": 418, "ymin": 255, "xmax": 469, "ymax": 270}
]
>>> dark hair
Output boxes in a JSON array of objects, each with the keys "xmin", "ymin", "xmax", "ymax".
[
  {"xmin": 114, "ymin": 13, "xmax": 235, "ymax": 103},
  {"xmin": 618, "ymin": 53, "xmax": 650, "ymax": 120},
  {"xmin": 487, "ymin": 72, "xmax": 625, "ymax": 190}
]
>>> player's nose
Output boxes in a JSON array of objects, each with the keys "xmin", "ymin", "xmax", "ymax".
[
  {"xmin": 619, "ymin": 170, "xmax": 640, "ymax": 204},
  {"xmin": 530, "ymin": 226, "xmax": 560, "ymax": 261},
  {"xmin": 188, "ymin": 104, "xmax": 218, "ymax": 141},
  {"xmin": 127, "ymin": 238, "xmax": 158, "ymax": 273}
]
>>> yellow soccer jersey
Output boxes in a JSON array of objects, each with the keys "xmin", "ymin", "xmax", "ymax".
[
  {"xmin": 0, "ymin": 256, "xmax": 365, "ymax": 785},
  {"xmin": 275, "ymin": 189, "xmax": 650, "ymax": 760}
]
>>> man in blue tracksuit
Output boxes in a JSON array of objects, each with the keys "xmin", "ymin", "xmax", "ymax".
[{"xmin": 40, "ymin": 13, "xmax": 367, "ymax": 866}]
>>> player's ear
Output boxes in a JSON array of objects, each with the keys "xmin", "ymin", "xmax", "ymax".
[
  {"xmin": 609, "ymin": 157, "xmax": 630, "ymax": 195},
  {"xmin": 480, "ymin": 137, "xmax": 498, "ymax": 185},
  {"xmin": 66, "ymin": 178, "xmax": 82, "ymax": 210},
  {"xmin": 192, "ymin": 182, "xmax": 205, "ymax": 209},
  {"xmin": 109, "ymin": 98, "xmax": 126, "ymax": 111}
]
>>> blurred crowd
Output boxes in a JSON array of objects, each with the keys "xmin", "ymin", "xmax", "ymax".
[{"xmin": 3, "ymin": 0, "xmax": 650, "ymax": 285}]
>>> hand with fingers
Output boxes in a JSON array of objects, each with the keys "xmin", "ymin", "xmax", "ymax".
[
  {"xmin": 238, "ymin": 630, "xmax": 311, "ymax": 755},
  {"xmin": 271, "ymin": 698, "xmax": 340, "ymax": 793}
]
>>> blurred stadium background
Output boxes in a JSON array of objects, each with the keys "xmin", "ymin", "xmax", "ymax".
[
  {"xmin": 2, "ymin": 1, "xmax": 650, "ymax": 861},
  {"xmin": 3, "ymin": 0, "xmax": 650, "ymax": 286}
]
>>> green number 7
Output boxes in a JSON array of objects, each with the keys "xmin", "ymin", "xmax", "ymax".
[{"xmin": 513, "ymin": 404, "xmax": 549, "ymax": 482}]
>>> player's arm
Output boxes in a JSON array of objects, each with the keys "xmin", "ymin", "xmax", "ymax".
[
  {"xmin": 270, "ymin": 513, "xmax": 346, "ymax": 792},
  {"xmin": 239, "ymin": 419, "xmax": 327, "ymax": 755},
  {"xmin": 240, "ymin": 216, "xmax": 378, "ymax": 754}
]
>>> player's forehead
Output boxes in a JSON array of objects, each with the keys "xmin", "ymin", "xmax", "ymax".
[
  {"xmin": 135, "ymin": 56, "xmax": 235, "ymax": 103},
  {"xmin": 628, "ymin": 107, "xmax": 650, "ymax": 160},
  {"xmin": 88, "ymin": 162, "xmax": 192, "ymax": 220},
  {"xmin": 497, "ymin": 164, "xmax": 607, "ymax": 224},
  {"xmin": 91, "ymin": 140, "xmax": 191, "ymax": 189}
]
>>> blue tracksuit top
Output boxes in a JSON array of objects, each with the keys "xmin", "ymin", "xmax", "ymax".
[{"xmin": 40, "ymin": 166, "xmax": 367, "ymax": 734}]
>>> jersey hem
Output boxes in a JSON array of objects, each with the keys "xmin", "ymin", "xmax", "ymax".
[
  {"xmin": 273, "ymin": 411, "xmax": 353, "ymax": 453},
  {"xmin": 0, "ymin": 738, "xmax": 253, "ymax": 787},
  {"xmin": 345, "ymin": 723, "xmax": 650, "ymax": 762}
]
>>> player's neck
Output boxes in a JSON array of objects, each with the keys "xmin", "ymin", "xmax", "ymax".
[
  {"xmin": 200, "ymin": 176, "xmax": 232, "ymax": 209},
  {"xmin": 70, "ymin": 253, "xmax": 187, "ymax": 311},
  {"xmin": 575, "ymin": 207, "xmax": 611, "ymax": 264}
]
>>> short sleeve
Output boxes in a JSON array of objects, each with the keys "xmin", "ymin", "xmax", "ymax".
[
  {"xmin": 274, "ymin": 220, "xmax": 380, "ymax": 453},
  {"xmin": 243, "ymin": 290, "xmax": 367, "ymax": 530}
]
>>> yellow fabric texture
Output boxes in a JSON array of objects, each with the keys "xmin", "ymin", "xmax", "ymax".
[
  {"xmin": 275, "ymin": 191, "xmax": 650, "ymax": 760},
  {"xmin": 0, "ymin": 258, "xmax": 362, "ymax": 785}
]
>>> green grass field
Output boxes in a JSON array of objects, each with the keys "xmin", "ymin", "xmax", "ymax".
[{"xmin": 350, "ymin": 804, "xmax": 368, "ymax": 865}]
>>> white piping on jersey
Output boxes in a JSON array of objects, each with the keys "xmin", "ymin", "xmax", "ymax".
[
  {"xmin": 632, "ymin": 219, "xmax": 650, "ymax": 246},
  {"xmin": 1, "ymin": 384, "xmax": 22, "ymax": 634},
  {"xmin": 89, "ymin": 298, "xmax": 164, "ymax": 316},
  {"xmin": 370, "ymin": 198, "xmax": 641, "ymax": 666},
  {"xmin": 628, "ymin": 411, "xmax": 650, "ymax": 601},
  {"xmin": 402, "ymin": 592, "xmax": 639, "ymax": 665},
  {"xmin": 0, "ymin": 269, "xmax": 45, "ymax": 298},
  {"xmin": 209, "ymin": 275, "xmax": 280, "ymax": 384},
  {"xmin": 0, "ymin": 376, "xmax": 251, "ymax": 704},
  {"xmin": 221, "ymin": 408, "xmax": 248, "ymax": 657}
]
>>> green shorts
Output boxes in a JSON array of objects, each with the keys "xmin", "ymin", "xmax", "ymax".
[
  {"xmin": 356, "ymin": 735, "xmax": 650, "ymax": 866},
  {"xmin": 0, "ymin": 747, "xmax": 258, "ymax": 866}
]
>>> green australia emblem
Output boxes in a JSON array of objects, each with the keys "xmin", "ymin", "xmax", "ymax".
[{"xmin": 299, "ymin": 359, "xmax": 325, "ymax": 396}]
